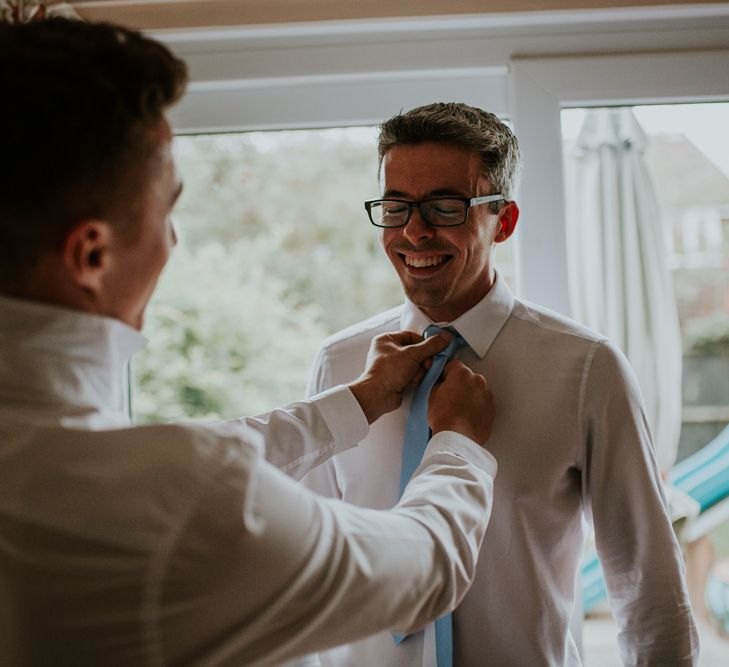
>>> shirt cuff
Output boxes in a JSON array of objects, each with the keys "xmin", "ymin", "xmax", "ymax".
[
  {"xmin": 310, "ymin": 385, "xmax": 369, "ymax": 454},
  {"xmin": 425, "ymin": 431, "xmax": 498, "ymax": 479}
]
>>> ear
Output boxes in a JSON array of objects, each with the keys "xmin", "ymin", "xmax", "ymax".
[
  {"xmin": 494, "ymin": 201, "xmax": 519, "ymax": 243},
  {"xmin": 61, "ymin": 220, "xmax": 114, "ymax": 294}
]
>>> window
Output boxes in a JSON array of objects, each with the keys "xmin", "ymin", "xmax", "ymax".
[
  {"xmin": 132, "ymin": 126, "xmax": 388, "ymax": 421},
  {"xmin": 562, "ymin": 102, "xmax": 729, "ymax": 461},
  {"xmin": 511, "ymin": 52, "xmax": 729, "ymax": 660},
  {"xmin": 562, "ymin": 102, "xmax": 729, "ymax": 659},
  {"xmin": 132, "ymin": 126, "xmax": 515, "ymax": 423}
]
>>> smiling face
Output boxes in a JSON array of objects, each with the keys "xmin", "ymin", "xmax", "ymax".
[{"xmin": 380, "ymin": 141, "xmax": 518, "ymax": 323}]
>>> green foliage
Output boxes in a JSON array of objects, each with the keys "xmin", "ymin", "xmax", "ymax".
[
  {"xmin": 132, "ymin": 128, "xmax": 403, "ymax": 423},
  {"xmin": 132, "ymin": 238, "xmax": 326, "ymax": 421},
  {"xmin": 684, "ymin": 312, "xmax": 729, "ymax": 357}
]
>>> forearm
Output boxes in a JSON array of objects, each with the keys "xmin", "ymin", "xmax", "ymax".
[
  {"xmin": 596, "ymin": 483, "xmax": 699, "ymax": 665},
  {"xmin": 231, "ymin": 385, "xmax": 368, "ymax": 480},
  {"xmin": 392, "ymin": 431, "xmax": 497, "ymax": 613},
  {"xmin": 179, "ymin": 431, "xmax": 497, "ymax": 666},
  {"xmin": 586, "ymin": 342, "xmax": 699, "ymax": 664},
  {"xmin": 276, "ymin": 434, "xmax": 495, "ymax": 663}
]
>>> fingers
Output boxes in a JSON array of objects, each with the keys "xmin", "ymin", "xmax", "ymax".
[
  {"xmin": 428, "ymin": 361, "xmax": 493, "ymax": 445},
  {"xmin": 436, "ymin": 359, "xmax": 471, "ymax": 384},
  {"xmin": 407, "ymin": 332, "xmax": 450, "ymax": 361},
  {"xmin": 365, "ymin": 330, "xmax": 449, "ymax": 393},
  {"xmin": 372, "ymin": 330, "xmax": 449, "ymax": 369},
  {"xmin": 408, "ymin": 365, "xmax": 427, "ymax": 388},
  {"xmin": 384, "ymin": 330, "xmax": 424, "ymax": 346}
]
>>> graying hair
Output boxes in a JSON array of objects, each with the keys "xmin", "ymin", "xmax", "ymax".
[{"xmin": 377, "ymin": 102, "xmax": 521, "ymax": 211}]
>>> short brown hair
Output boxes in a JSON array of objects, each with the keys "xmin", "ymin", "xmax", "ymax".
[
  {"xmin": 377, "ymin": 102, "xmax": 521, "ymax": 210},
  {"xmin": 0, "ymin": 18, "xmax": 188, "ymax": 286}
]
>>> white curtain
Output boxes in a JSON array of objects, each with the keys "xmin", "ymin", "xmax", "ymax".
[{"xmin": 565, "ymin": 107, "xmax": 683, "ymax": 473}]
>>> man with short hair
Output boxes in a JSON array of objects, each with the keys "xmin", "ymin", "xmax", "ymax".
[
  {"xmin": 0, "ymin": 21, "xmax": 501, "ymax": 666},
  {"xmin": 304, "ymin": 102, "xmax": 699, "ymax": 665}
]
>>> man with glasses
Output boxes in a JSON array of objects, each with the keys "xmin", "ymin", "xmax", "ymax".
[{"xmin": 303, "ymin": 102, "xmax": 698, "ymax": 665}]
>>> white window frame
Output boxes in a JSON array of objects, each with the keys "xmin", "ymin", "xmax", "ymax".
[
  {"xmin": 171, "ymin": 67, "xmax": 508, "ymax": 134},
  {"xmin": 510, "ymin": 50, "xmax": 729, "ymax": 315}
]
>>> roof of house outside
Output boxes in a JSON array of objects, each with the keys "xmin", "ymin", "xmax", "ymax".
[{"xmin": 646, "ymin": 134, "xmax": 729, "ymax": 208}]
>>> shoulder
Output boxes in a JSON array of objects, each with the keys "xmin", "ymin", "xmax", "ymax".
[
  {"xmin": 3, "ymin": 421, "xmax": 263, "ymax": 552},
  {"xmin": 117, "ymin": 420, "xmax": 262, "ymax": 480},
  {"xmin": 510, "ymin": 297, "xmax": 605, "ymax": 346},
  {"xmin": 510, "ymin": 299, "xmax": 637, "ymax": 390},
  {"xmin": 506, "ymin": 298, "xmax": 633, "ymax": 378},
  {"xmin": 68, "ymin": 421, "xmax": 261, "ymax": 501}
]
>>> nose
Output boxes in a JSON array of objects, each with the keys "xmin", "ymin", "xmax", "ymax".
[{"xmin": 402, "ymin": 206, "xmax": 436, "ymax": 245}]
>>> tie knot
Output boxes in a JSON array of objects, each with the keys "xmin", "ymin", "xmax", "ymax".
[{"xmin": 424, "ymin": 324, "xmax": 467, "ymax": 358}]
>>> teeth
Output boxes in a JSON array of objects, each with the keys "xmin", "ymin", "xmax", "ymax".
[{"xmin": 405, "ymin": 255, "xmax": 446, "ymax": 268}]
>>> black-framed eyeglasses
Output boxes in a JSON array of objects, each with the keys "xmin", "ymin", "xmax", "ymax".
[{"xmin": 364, "ymin": 194, "xmax": 504, "ymax": 228}]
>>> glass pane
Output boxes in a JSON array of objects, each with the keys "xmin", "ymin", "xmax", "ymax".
[
  {"xmin": 563, "ymin": 102, "xmax": 729, "ymax": 663},
  {"xmin": 132, "ymin": 127, "xmax": 387, "ymax": 421},
  {"xmin": 131, "ymin": 126, "xmax": 516, "ymax": 424},
  {"xmin": 563, "ymin": 103, "xmax": 729, "ymax": 463}
]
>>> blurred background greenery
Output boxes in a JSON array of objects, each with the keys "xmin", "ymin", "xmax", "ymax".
[{"xmin": 132, "ymin": 127, "xmax": 403, "ymax": 421}]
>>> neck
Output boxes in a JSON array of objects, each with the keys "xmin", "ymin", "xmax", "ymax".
[
  {"xmin": 421, "ymin": 269, "xmax": 496, "ymax": 323},
  {"xmin": 7, "ymin": 260, "xmax": 99, "ymax": 318},
  {"xmin": 0, "ymin": 296, "xmax": 145, "ymax": 427}
]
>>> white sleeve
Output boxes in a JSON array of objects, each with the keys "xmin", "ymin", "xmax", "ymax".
[
  {"xmin": 299, "ymin": 345, "xmax": 344, "ymax": 500},
  {"xmin": 228, "ymin": 384, "xmax": 368, "ymax": 481},
  {"xmin": 158, "ymin": 430, "xmax": 497, "ymax": 667},
  {"xmin": 584, "ymin": 340, "xmax": 699, "ymax": 665}
]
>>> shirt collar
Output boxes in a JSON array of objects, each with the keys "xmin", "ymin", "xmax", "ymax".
[
  {"xmin": 399, "ymin": 271, "xmax": 515, "ymax": 359},
  {"xmin": 0, "ymin": 296, "xmax": 147, "ymax": 425}
]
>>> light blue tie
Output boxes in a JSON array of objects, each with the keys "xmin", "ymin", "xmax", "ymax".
[{"xmin": 394, "ymin": 324, "xmax": 467, "ymax": 667}]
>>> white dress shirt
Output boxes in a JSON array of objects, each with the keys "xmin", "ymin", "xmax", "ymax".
[
  {"xmin": 303, "ymin": 273, "xmax": 699, "ymax": 666},
  {"xmin": 0, "ymin": 295, "xmax": 498, "ymax": 667}
]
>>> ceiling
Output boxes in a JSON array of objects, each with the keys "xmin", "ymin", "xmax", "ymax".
[{"xmin": 64, "ymin": 0, "xmax": 729, "ymax": 31}]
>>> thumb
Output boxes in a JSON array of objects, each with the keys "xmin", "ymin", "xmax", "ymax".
[{"xmin": 408, "ymin": 332, "xmax": 450, "ymax": 361}]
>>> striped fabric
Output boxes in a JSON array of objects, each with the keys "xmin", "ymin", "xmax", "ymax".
[{"xmin": 669, "ymin": 424, "xmax": 729, "ymax": 512}]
